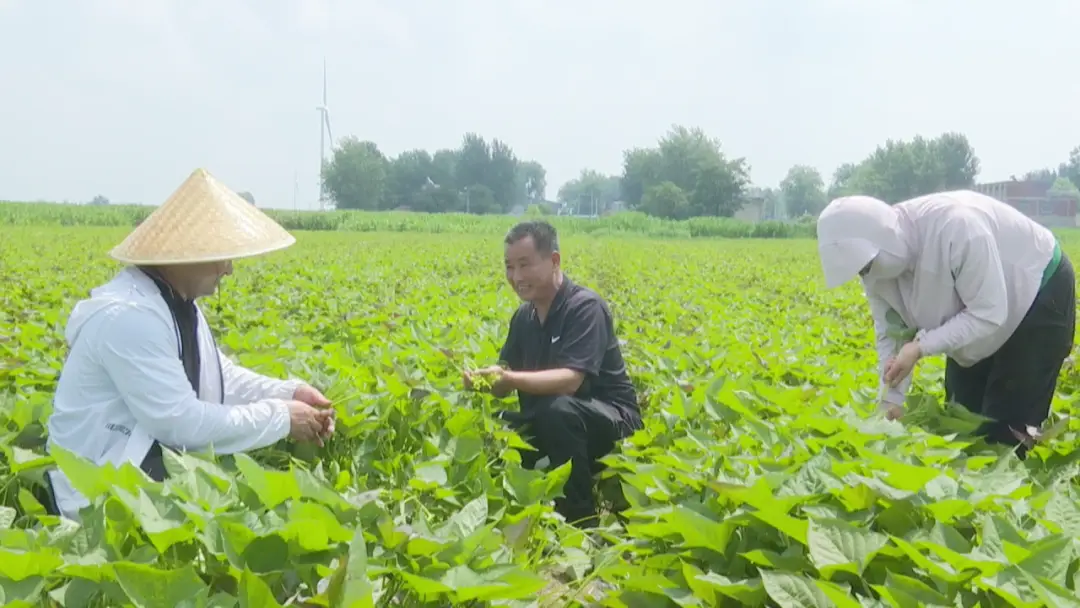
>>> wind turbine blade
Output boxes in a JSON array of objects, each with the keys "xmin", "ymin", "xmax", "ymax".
[
  {"xmin": 324, "ymin": 111, "xmax": 333, "ymax": 146},
  {"xmin": 322, "ymin": 58, "xmax": 327, "ymax": 105}
]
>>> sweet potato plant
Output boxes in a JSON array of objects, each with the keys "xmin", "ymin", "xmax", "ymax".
[{"xmin": 1, "ymin": 224, "xmax": 1079, "ymax": 607}]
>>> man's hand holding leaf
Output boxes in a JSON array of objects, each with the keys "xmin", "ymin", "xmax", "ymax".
[{"xmin": 464, "ymin": 365, "xmax": 507, "ymax": 393}]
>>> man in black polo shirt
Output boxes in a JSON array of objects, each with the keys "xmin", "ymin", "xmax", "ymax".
[{"xmin": 464, "ymin": 220, "xmax": 642, "ymax": 528}]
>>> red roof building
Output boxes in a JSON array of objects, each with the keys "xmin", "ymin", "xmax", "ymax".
[{"xmin": 972, "ymin": 179, "xmax": 1078, "ymax": 227}]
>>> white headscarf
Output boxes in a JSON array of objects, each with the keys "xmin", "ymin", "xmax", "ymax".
[{"xmin": 816, "ymin": 195, "xmax": 912, "ymax": 289}]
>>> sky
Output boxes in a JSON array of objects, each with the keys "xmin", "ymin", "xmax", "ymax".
[{"xmin": 1, "ymin": 0, "xmax": 1079, "ymax": 210}]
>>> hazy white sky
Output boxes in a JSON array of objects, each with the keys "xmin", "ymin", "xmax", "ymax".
[{"xmin": 2, "ymin": 0, "xmax": 1078, "ymax": 210}]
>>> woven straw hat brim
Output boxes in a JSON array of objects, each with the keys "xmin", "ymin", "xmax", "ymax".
[
  {"xmin": 109, "ymin": 168, "xmax": 296, "ymax": 266},
  {"xmin": 110, "ymin": 238, "xmax": 296, "ymax": 266}
]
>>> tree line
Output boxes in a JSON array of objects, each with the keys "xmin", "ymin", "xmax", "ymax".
[
  {"xmin": 320, "ymin": 126, "xmax": 1080, "ymax": 220},
  {"xmin": 320, "ymin": 134, "xmax": 546, "ymax": 215}
]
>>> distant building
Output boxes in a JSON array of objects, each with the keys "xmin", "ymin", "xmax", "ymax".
[
  {"xmin": 972, "ymin": 179, "xmax": 1078, "ymax": 227},
  {"xmin": 735, "ymin": 187, "xmax": 779, "ymax": 222},
  {"xmin": 735, "ymin": 198, "xmax": 765, "ymax": 222}
]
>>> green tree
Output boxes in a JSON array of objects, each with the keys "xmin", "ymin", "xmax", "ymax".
[
  {"xmin": 932, "ymin": 132, "xmax": 980, "ymax": 189},
  {"xmin": 321, "ymin": 137, "xmax": 390, "ymax": 210},
  {"xmin": 827, "ymin": 163, "xmax": 859, "ymax": 200},
  {"xmin": 1058, "ymin": 146, "xmax": 1080, "ymax": 191},
  {"xmin": 412, "ymin": 179, "xmax": 463, "ymax": 213},
  {"xmin": 557, "ymin": 169, "xmax": 621, "ymax": 215},
  {"xmin": 455, "ymin": 132, "xmax": 491, "ymax": 199},
  {"xmin": 828, "ymin": 132, "xmax": 980, "ymax": 204},
  {"xmin": 385, "ymin": 149, "xmax": 435, "ymax": 209},
  {"xmin": 620, "ymin": 125, "xmax": 749, "ymax": 218},
  {"xmin": 780, "ymin": 165, "xmax": 827, "ymax": 217},
  {"xmin": 321, "ymin": 136, "xmax": 547, "ymax": 214},
  {"xmin": 515, "ymin": 160, "xmax": 547, "ymax": 205},
  {"xmin": 1020, "ymin": 146, "xmax": 1080, "ymax": 191},
  {"xmin": 619, "ymin": 147, "xmax": 663, "ymax": 207},
  {"xmin": 452, "ymin": 133, "xmax": 522, "ymax": 212},
  {"xmin": 691, "ymin": 159, "xmax": 749, "ymax": 217},
  {"xmin": 1049, "ymin": 176, "xmax": 1080, "ymax": 197},
  {"xmin": 430, "ymin": 149, "xmax": 460, "ymax": 190},
  {"xmin": 639, "ymin": 181, "xmax": 691, "ymax": 219},
  {"xmin": 463, "ymin": 184, "xmax": 499, "ymax": 214},
  {"xmin": 488, "ymin": 139, "xmax": 520, "ymax": 211}
]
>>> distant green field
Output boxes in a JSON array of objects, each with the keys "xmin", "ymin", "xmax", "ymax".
[{"xmin": 0, "ymin": 200, "xmax": 816, "ymax": 239}]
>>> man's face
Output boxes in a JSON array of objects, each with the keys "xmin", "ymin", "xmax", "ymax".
[
  {"xmin": 504, "ymin": 236, "xmax": 558, "ymax": 302},
  {"xmin": 174, "ymin": 260, "xmax": 234, "ymax": 299}
]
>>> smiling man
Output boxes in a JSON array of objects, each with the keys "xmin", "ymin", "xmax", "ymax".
[{"xmin": 465, "ymin": 220, "xmax": 642, "ymax": 528}]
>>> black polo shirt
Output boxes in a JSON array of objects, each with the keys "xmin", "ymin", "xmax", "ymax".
[{"xmin": 498, "ymin": 276, "xmax": 639, "ymax": 416}]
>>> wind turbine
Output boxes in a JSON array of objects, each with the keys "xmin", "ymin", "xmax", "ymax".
[{"xmin": 316, "ymin": 58, "xmax": 334, "ymax": 210}]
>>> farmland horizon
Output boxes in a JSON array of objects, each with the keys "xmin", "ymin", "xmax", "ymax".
[
  {"xmin": 7, "ymin": 198, "xmax": 1080, "ymax": 242},
  {"xmin": 0, "ymin": 199, "xmax": 819, "ymax": 240}
]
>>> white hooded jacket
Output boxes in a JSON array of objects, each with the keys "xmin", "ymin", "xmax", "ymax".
[
  {"xmin": 817, "ymin": 190, "xmax": 1059, "ymax": 405},
  {"xmin": 46, "ymin": 266, "xmax": 300, "ymax": 520}
]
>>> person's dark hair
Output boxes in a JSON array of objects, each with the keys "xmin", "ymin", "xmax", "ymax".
[{"xmin": 505, "ymin": 220, "xmax": 559, "ymax": 255}]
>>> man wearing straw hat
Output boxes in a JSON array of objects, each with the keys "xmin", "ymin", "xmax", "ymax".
[{"xmin": 43, "ymin": 168, "xmax": 335, "ymax": 521}]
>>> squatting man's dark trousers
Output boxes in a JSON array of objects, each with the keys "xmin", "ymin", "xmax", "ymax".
[
  {"xmin": 498, "ymin": 395, "xmax": 642, "ymax": 527},
  {"xmin": 944, "ymin": 252, "xmax": 1076, "ymax": 458}
]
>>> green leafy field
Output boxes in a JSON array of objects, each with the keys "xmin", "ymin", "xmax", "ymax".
[{"xmin": 2, "ymin": 224, "xmax": 1080, "ymax": 607}]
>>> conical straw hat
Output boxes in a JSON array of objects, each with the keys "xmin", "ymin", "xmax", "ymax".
[{"xmin": 109, "ymin": 168, "xmax": 296, "ymax": 265}]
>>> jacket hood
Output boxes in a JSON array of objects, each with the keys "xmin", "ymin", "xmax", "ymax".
[
  {"xmin": 816, "ymin": 195, "xmax": 911, "ymax": 289},
  {"xmin": 64, "ymin": 267, "xmax": 167, "ymax": 346}
]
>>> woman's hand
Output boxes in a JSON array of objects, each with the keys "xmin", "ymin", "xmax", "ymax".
[{"xmin": 884, "ymin": 341, "xmax": 922, "ymax": 387}]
